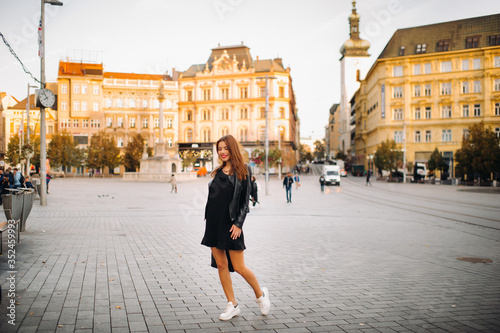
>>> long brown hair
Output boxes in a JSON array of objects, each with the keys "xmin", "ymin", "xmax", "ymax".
[{"xmin": 211, "ymin": 134, "xmax": 248, "ymax": 181}]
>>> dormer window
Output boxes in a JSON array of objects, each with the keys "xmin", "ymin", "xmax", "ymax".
[
  {"xmin": 399, "ymin": 46, "xmax": 405, "ymax": 56},
  {"xmin": 436, "ymin": 39, "xmax": 450, "ymax": 52},
  {"xmin": 465, "ymin": 36, "xmax": 480, "ymax": 48},
  {"xmin": 415, "ymin": 44, "xmax": 427, "ymax": 54}
]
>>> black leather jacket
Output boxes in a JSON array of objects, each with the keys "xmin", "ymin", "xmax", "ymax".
[{"xmin": 227, "ymin": 165, "xmax": 252, "ymax": 229}]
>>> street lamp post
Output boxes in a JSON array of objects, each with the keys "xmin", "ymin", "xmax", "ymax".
[
  {"xmin": 26, "ymin": 84, "xmax": 38, "ymax": 176},
  {"xmin": 40, "ymin": 0, "xmax": 63, "ymax": 206},
  {"xmin": 403, "ymin": 120, "xmax": 407, "ymax": 184},
  {"xmin": 256, "ymin": 74, "xmax": 276, "ymax": 195}
]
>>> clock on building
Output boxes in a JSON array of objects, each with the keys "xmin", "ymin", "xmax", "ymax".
[{"xmin": 37, "ymin": 88, "xmax": 56, "ymax": 108}]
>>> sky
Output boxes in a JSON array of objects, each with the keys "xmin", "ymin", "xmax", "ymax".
[{"xmin": 1, "ymin": 0, "xmax": 499, "ymax": 141}]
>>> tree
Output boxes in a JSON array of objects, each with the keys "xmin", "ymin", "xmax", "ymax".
[
  {"xmin": 299, "ymin": 144, "xmax": 313, "ymax": 162},
  {"xmin": 123, "ymin": 134, "xmax": 144, "ymax": 172},
  {"xmin": 87, "ymin": 131, "xmax": 122, "ymax": 174},
  {"xmin": 181, "ymin": 150, "xmax": 197, "ymax": 169},
  {"xmin": 374, "ymin": 139, "xmax": 402, "ymax": 173},
  {"xmin": 455, "ymin": 122, "xmax": 500, "ymax": 181},
  {"xmin": 47, "ymin": 132, "xmax": 83, "ymax": 169},
  {"xmin": 427, "ymin": 148, "xmax": 447, "ymax": 176},
  {"xmin": 313, "ymin": 140, "xmax": 325, "ymax": 160},
  {"xmin": 335, "ymin": 151, "xmax": 348, "ymax": 161},
  {"xmin": 5, "ymin": 135, "xmax": 22, "ymax": 166}
]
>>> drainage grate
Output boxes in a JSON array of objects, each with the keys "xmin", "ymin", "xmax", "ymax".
[{"xmin": 456, "ymin": 257, "xmax": 492, "ymax": 263}]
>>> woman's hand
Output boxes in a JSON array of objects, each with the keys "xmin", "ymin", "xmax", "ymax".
[{"xmin": 229, "ymin": 225, "xmax": 242, "ymax": 240}]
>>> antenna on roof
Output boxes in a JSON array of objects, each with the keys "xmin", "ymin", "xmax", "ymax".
[
  {"xmin": 241, "ymin": 41, "xmax": 244, "ymax": 45},
  {"xmin": 218, "ymin": 43, "xmax": 220, "ymax": 47}
]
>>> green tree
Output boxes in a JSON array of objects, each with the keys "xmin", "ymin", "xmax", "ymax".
[
  {"xmin": 47, "ymin": 132, "xmax": 83, "ymax": 169},
  {"xmin": 455, "ymin": 122, "xmax": 500, "ymax": 181},
  {"xmin": 299, "ymin": 143, "xmax": 313, "ymax": 162},
  {"xmin": 5, "ymin": 135, "xmax": 22, "ymax": 166},
  {"xmin": 374, "ymin": 139, "xmax": 402, "ymax": 173},
  {"xmin": 123, "ymin": 134, "xmax": 144, "ymax": 172},
  {"xmin": 313, "ymin": 140, "xmax": 325, "ymax": 160},
  {"xmin": 427, "ymin": 148, "xmax": 447, "ymax": 176},
  {"xmin": 87, "ymin": 131, "xmax": 121, "ymax": 174},
  {"xmin": 335, "ymin": 151, "xmax": 348, "ymax": 161}
]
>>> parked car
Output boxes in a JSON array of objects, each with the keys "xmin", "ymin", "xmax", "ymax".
[
  {"xmin": 351, "ymin": 165, "xmax": 365, "ymax": 176},
  {"xmin": 51, "ymin": 170, "xmax": 65, "ymax": 178},
  {"xmin": 340, "ymin": 169, "xmax": 347, "ymax": 177},
  {"xmin": 323, "ymin": 165, "xmax": 341, "ymax": 186},
  {"xmin": 389, "ymin": 171, "xmax": 404, "ymax": 182}
]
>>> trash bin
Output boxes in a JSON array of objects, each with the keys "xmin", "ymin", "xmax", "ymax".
[
  {"xmin": 2, "ymin": 191, "xmax": 35, "ymax": 232},
  {"xmin": 21, "ymin": 191, "xmax": 35, "ymax": 232}
]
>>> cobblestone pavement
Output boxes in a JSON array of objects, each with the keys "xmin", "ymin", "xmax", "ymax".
[{"xmin": 1, "ymin": 174, "xmax": 499, "ymax": 332}]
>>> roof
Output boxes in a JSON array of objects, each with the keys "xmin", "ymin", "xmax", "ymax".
[
  {"xmin": 104, "ymin": 72, "xmax": 172, "ymax": 81},
  {"xmin": 11, "ymin": 94, "xmax": 39, "ymax": 110},
  {"xmin": 378, "ymin": 14, "xmax": 500, "ymax": 59},
  {"xmin": 58, "ymin": 61, "xmax": 104, "ymax": 76}
]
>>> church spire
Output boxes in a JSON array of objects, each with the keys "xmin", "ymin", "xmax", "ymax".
[
  {"xmin": 340, "ymin": 0, "xmax": 370, "ymax": 57},
  {"xmin": 349, "ymin": 1, "xmax": 360, "ymax": 40}
]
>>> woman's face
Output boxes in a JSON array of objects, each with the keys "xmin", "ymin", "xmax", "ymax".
[{"xmin": 218, "ymin": 141, "xmax": 231, "ymax": 162}]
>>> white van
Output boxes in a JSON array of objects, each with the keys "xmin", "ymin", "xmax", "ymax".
[{"xmin": 323, "ymin": 165, "xmax": 341, "ymax": 186}]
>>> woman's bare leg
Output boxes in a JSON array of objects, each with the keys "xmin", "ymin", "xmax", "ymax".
[
  {"xmin": 211, "ymin": 248, "xmax": 236, "ymax": 304},
  {"xmin": 229, "ymin": 250, "xmax": 263, "ymax": 299}
]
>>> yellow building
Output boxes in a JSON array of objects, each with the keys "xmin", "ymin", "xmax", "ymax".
[
  {"xmin": 354, "ymin": 14, "xmax": 500, "ymax": 177},
  {"xmin": 178, "ymin": 44, "xmax": 299, "ymax": 171}
]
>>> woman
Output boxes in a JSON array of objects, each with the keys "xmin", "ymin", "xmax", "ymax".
[
  {"xmin": 250, "ymin": 175, "xmax": 259, "ymax": 206},
  {"xmin": 201, "ymin": 135, "xmax": 270, "ymax": 321}
]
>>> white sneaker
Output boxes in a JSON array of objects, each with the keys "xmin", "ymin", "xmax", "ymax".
[
  {"xmin": 256, "ymin": 287, "xmax": 270, "ymax": 315},
  {"xmin": 219, "ymin": 302, "xmax": 241, "ymax": 321}
]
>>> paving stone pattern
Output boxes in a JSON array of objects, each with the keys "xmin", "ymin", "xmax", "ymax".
[{"xmin": 0, "ymin": 175, "xmax": 499, "ymax": 332}]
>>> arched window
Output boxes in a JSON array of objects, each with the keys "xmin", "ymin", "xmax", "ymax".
[
  {"xmin": 203, "ymin": 128, "xmax": 211, "ymax": 142},
  {"xmin": 220, "ymin": 127, "xmax": 229, "ymax": 137},
  {"xmin": 220, "ymin": 108, "xmax": 229, "ymax": 120},
  {"xmin": 259, "ymin": 126, "xmax": 266, "ymax": 141},
  {"xmin": 167, "ymin": 136, "xmax": 173, "ymax": 147},
  {"xmin": 239, "ymin": 108, "xmax": 248, "ymax": 119},
  {"xmin": 186, "ymin": 128, "xmax": 193, "ymax": 142},
  {"xmin": 239, "ymin": 127, "xmax": 248, "ymax": 142},
  {"xmin": 279, "ymin": 107, "xmax": 286, "ymax": 118},
  {"xmin": 129, "ymin": 99, "xmax": 136, "ymax": 109},
  {"xmin": 186, "ymin": 110, "xmax": 193, "ymax": 121},
  {"xmin": 142, "ymin": 100, "xmax": 148, "ymax": 109},
  {"xmin": 117, "ymin": 98, "xmax": 123, "ymax": 108},
  {"xmin": 278, "ymin": 126, "xmax": 286, "ymax": 141},
  {"xmin": 203, "ymin": 109, "xmax": 211, "ymax": 121}
]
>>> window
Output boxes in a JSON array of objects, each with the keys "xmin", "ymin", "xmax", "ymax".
[
  {"xmin": 495, "ymin": 79, "xmax": 500, "ymax": 91},
  {"xmin": 394, "ymin": 131, "xmax": 403, "ymax": 143},
  {"xmin": 441, "ymin": 83, "xmax": 452, "ymax": 95},
  {"xmin": 82, "ymin": 119, "xmax": 89, "ymax": 128},
  {"xmin": 462, "ymin": 104, "xmax": 469, "ymax": 117},
  {"xmin": 462, "ymin": 59, "xmax": 469, "ymax": 70},
  {"xmin": 153, "ymin": 117, "xmax": 159, "ymax": 128},
  {"xmin": 415, "ymin": 43, "xmax": 426, "ymax": 54},
  {"xmin": 393, "ymin": 108, "xmax": 403, "ymax": 121},
  {"xmin": 129, "ymin": 99, "xmax": 136, "ymax": 109},
  {"xmin": 186, "ymin": 110, "xmax": 192, "ymax": 121},
  {"xmin": 93, "ymin": 102, "xmax": 99, "ymax": 112},
  {"xmin": 186, "ymin": 128, "xmax": 193, "ymax": 142},
  {"xmin": 220, "ymin": 127, "xmax": 229, "ymax": 137},
  {"xmin": 442, "ymin": 105, "xmax": 452, "ymax": 118},
  {"xmin": 393, "ymin": 86, "xmax": 403, "ymax": 98},
  {"xmin": 279, "ymin": 107, "xmax": 285, "ymax": 118},
  {"xmin": 73, "ymin": 119, "xmax": 79, "ymax": 128},
  {"xmin": 202, "ymin": 109, "xmax": 211, "ymax": 121},
  {"xmin": 81, "ymin": 101, "xmax": 88, "ymax": 111},
  {"xmin": 93, "ymin": 85, "xmax": 99, "ymax": 95},
  {"xmin": 259, "ymin": 127, "xmax": 266, "ymax": 141},
  {"xmin": 279, "ymin": 86, "xmax": 285, "ymax": 98},
  {"xmin": 203, "ymin": 89, "xmax": 211, "ymax": 101},
  {"xmin": 220, "ymin": 108, "xmax": 229, "ymax": 120},
  {"xmin": 154, "ymin": 100, "xmax": 160, "ymax": 109},
  {"xmin": 106, "ymin": 98, "xmax": 112, "ymax": 108},
  {"xmin": 260, "ymin": 86, "xmax": 266, "ymax": 98},
  {"xmin": 106, "ymin": 117, "xmax": 113, "ymax": 127},
  {"xmin": 415, "ymin": 130, "xmax": 421, "ymax": 142},
  {"xmin": 442, "ymin": 129, "xmax": 452, "ymax": 142},
  {"xmin": 117, "ymin": 98, "xmax": 123, "ymax": 108},
  {"xmin": 61, "ymin": 84, "xmax": 68, "ymax": 94},
  {"xmin": 414, "ymin": 64, "xmax": 421, "ymax": 75},
  {"xmin": 465, "ymin": 36, "xmax": 479, "ymax": 48},
  {"xmin": 425, "ymin": 107, "xmax": 432, "ymax": 119},
  {"xmin": 90, "ymin": 119, "xmax": 101, "ymax": 129},
  {"xmin": 474, "ymin": 104, "xmax": 481, "ymax": 117},
  {"xmin": 463, "ymin": 129, "xmax": 470, "ymax": 140},
  {"xmin": 166, "ymin": 117, "xmax": 173, "ymax": 129},
  {"xmin": 167, "ymin": 136, "xmax": 173, "ymax": 147},
  {"xmin": 489, "ymin": 35, "xmax": 500, "ymax": 46},
  {"xmin": 473, "ymin": 80, "xmax": 481, "ymax": 93},
  {"xmin": 436, "ymin": 39, "xmax": 449, "ymax": 52},
  {"xmin": 495, "ymin": 56, "xmax": 500, "ymax": 68},
  {"xmin": 202, "ymin": 128, "xmax": 211, "ymax": 142},
  {"xmin": 186, "ymin": 90, "xmax": 193, "ymax": 101},
  {"xmin": 240, "ymin": 127, "xmax": 248, "ymax": 142},
  {"xmin": 495, "ymin": 103, "xmax": 500, "ymax": 116},
  {"xmin": 81, "ymin": 84, "xmax": 88, "ymax": 94},
  {"xmin": 73, "ymin": 101, "xmax": 80, "ymax": 111},
  {"xmin": 441, "ymin": 61, "xmax": 452, "ymax": 72},
  {"xmin": 462, "ymin": 81, "xmax": 470, "ymax": 94},
  {"xmin": 142, "ymin": 118, "xmax": 148, "ymax": 128},
  {"xmin": 130, "ymin": 117, "xmax": 136, "ymax": 128},
  {"xmin": 414, "ymin": 85, "xmax": 421, "ymax": 97},
  {"xmin": 278, "ymin": 126, "xmax": 285, "ymax": 141},
  {"xmin": 424, "ymin": 84, "xmax": 432, "ymax": 96},
  {"xmin": 118, "ymin": 117, "xmax": 123, "ymax": 127},
  {"xmin": 425, "ymin": 130, "xmax": 432, "ymax": 142},
  {"xmin": 393, "ymin": 66, "xmax": 403, "ymax": 77},
  {"xmin": 239, "ymin": 108, "xmax": 248, "ymax": 119},
  {"xmin": 73, "ymin": 84, "xmax": 80, "ymax": 94},
  {"xmin": 414, "ymin": 107, "xmax": 421, "ymax": 120},
  {"xmin": 240, "ymin": 87, "xmax": 248, "ymax": 99},
  {"xmin": 496, "ymin": 128, "xmax": 500, "ymax": 138},
  {"xmin": 424, "ymin": 63, "xmax": 431, "ymax": 74},
  {"xmin": 60, "ymin": 119, "xmax": 70, "ymax": 128},
  {"xmin": 260, "ymin": 107, "xmax": 266, "ymax": 119},
  {"xmin": 473, "ymin": 58, "xmax": 481, "ymax": 70},
  {"xmin": 61, "ymin": 101, "xmax": 67, "ymax": 111},
  {"xmin": 142, "ymin": 100, "xmax": 148, "ymax": 109},
  {"xmin": 399, "ymin": 46, "xmax": 405, "ymax": 56},
  {"xmin": 220, "ymin": 88, "xmax": 229, "ymax": 100},
  {"xmin": 117, "ymin": 138, "xmax": 124, "ymax": 148}
]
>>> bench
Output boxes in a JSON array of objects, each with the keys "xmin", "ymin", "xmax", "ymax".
[{"xmin": 0, "ymin": 220, "xmax": 20, "ymax": 255}]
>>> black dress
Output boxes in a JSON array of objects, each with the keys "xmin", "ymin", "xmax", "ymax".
[{"xmin": 201, "ymin": 169, "xmax": 246, "ymax": 250}]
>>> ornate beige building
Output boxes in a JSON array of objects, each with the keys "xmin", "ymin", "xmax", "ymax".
[
  {"xmin": 178, "ymin": 44, "xmax": 299, "ymax": 171},
  {"xmin": 353, "ymin": 14, "xmax": 500, "ymax": 176}
]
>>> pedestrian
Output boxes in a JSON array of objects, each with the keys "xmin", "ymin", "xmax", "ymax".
[
  {"xmin": 250, "ymin": 175, "xmax": 259, "ymax": 206},
  {"xmin": 201, "ymin": 134, "xmax": 270, "ymax": 321},
  {"xmin": 24, "ymin": 176, "xmax": 35, "ymax": 189},
  {"xmin": 46, "ymin": 171, "xmax": 52, "ymax": 193},
  {"xmin": 294, "ymin": 174, "xmax": 300, "ymax": 189},
  {"xmin": 283, "ymin": 172, "xmax": 294, "ymax": 203},
  {"xmin": 366, "ymin": 169, "xmax": 372, "ymax": 186},
  {"xmin": 169, "ymin": 174, "xmax": 177, "ymax": 193},
  {"xmin": 319, "ymin": 175, "xmax": 326, "ymax": 192},
  {"xmin": 12, "ymin": 168, "xmax": 22, "ymax": 189},
  {"xmin": 6, "ymin": 168, "xmax": 14, "ymax": 187}
]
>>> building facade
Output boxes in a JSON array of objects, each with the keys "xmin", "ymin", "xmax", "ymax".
[
  {"xmin": 178, "ymin": 44, "xmax": 299, "ymax": 171},
  {"xmin": 353, "ymin": 14, "xmax": 500, "ymax": 175}
]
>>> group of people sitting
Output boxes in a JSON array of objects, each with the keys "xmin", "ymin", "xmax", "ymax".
[{"xmin": 0, "ymin": 168, "xmax": 36, "ymax": 204}]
